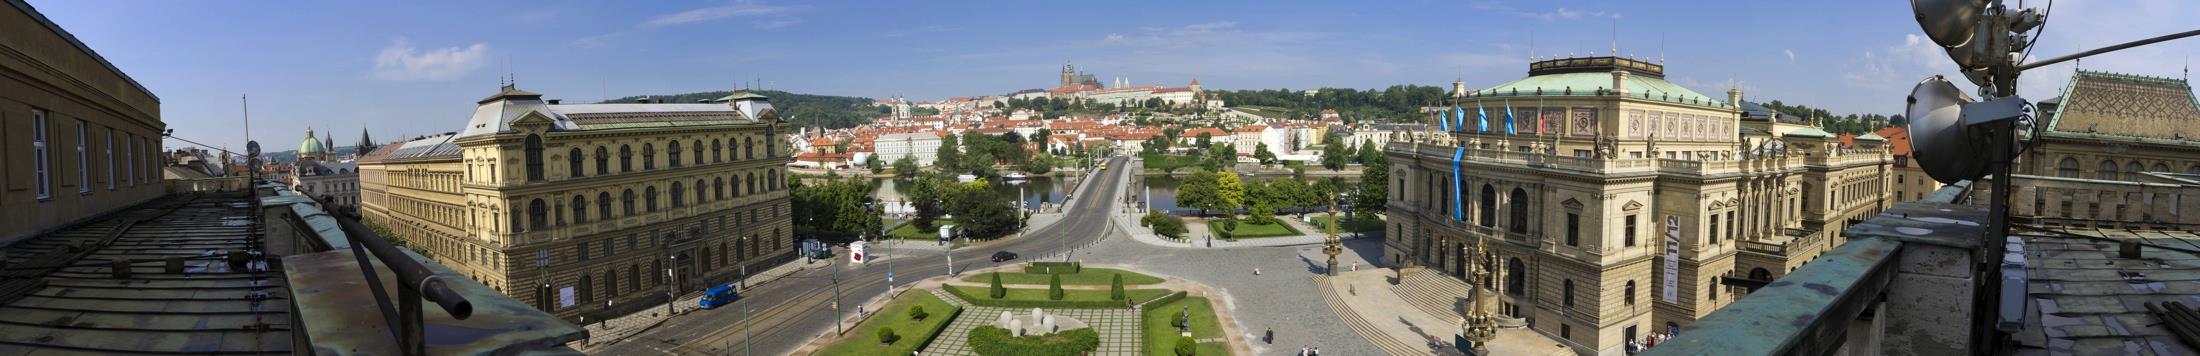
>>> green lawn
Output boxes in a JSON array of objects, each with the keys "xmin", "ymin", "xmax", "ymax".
[
  {"xmin": 815, "ymin": 291, "xmax": 962, "ymax": 356},
  {"xmin": 960, "ymin": 268, "xmax": 1165, "ymax": 286},
  {"xmin": 1308, "ymin": 215, "xmax": 1385, "ymax": 233},
  {"xmin": 1204, "ymin": 219, "xmax": 1303, "ymax": 239},
  {"xmin": 1143, "ymin": 297, "xmax": 1232, "ymax": 356},
  {"xmin": 944, "ymin": 285, "xmax": 1172, "ymax": 303}
]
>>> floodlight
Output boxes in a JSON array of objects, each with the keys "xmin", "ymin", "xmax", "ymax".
[{"xmin": 1913, "ymin": 0, "xmax": 1985, "ymax": 48}]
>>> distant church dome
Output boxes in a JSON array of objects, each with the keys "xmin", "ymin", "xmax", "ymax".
[{"xmin": 299, "ymin": 127, "xmax": 327, "ymax": 157}]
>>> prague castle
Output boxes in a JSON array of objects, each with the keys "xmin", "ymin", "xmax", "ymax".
[
  {"xmin": 1383, "ymin": 56, "xmax": 1894, "ymax": 355},
  {"xmin": 359, "ymin": 84, "xmax": 795, "ymax": 321}
]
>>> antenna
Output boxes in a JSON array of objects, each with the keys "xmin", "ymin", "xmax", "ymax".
[{"xmin": 1610, "ymin": 18, "xmax": 1618, "ymax": 57}]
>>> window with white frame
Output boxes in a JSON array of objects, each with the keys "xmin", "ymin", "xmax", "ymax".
[
  {"xmin": 32, "ymin": 109, "xmax": 51, "ymax": 199},
  {"xmin": 76, "ymin": 121, "xmax": 87, "ymax": 193}
]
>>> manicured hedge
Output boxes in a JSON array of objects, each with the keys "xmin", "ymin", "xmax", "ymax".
[
  {"xmin": 1024, "ymin": 262, "xmax": 1081, "ymax": 274},
  {"xmin": 969, "ymin": 325, "xmax": 1100, "ymax": 356},
  {"xmin": 911, "ymin": 303, "xmax": 964, "ymax": 352},
  {"xmin": 942, "ymin": 285, "xmax": 1169, "ymax": 309},
  {"xmin": 1142, "ymin": 291, "xmax": 1188, "ymax": 308}
]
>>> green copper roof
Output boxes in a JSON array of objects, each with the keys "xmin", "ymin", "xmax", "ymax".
[
  {"xmin": 1856, "ymin": 132, "xmax": 1886, "ymax": 141},
  {"xmin": 1470, "ymin": 72, "xmax": 1726, "ymax": 108},
  {"xmin": 1785, "ymin": 127, "xmax": 1830, "ymax": 138}
]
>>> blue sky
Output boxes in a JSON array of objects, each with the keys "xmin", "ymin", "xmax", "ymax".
[{"xmin": 28, "ymin": 0, "xmax": 2200, "ymax": 151}]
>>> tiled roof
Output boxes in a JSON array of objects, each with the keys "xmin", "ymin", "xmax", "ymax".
[
  {"xmin": 2014, "ymin": 225, "xmax": 2200, "ymax": 355},
  {"xmin": 2045, "ymin": 70, "xmax": 2200, "ymax": 141},
  {"xmin": 1873, "ymin": 127, "xmax": 1911, "ymax": 156}
]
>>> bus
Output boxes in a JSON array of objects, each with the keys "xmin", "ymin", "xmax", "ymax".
[{"xmin": 698, "ymin": 284, "xmax": 738, "ymax": 309}]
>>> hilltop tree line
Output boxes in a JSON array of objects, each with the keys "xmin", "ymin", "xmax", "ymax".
[
  {"xmin": 1209, "ymin": 85, "xmax": 1452, "ymax": 122},
  {"xmin": 1756, "ymin": 99, "xmax": 1906, "ymax": 135}
]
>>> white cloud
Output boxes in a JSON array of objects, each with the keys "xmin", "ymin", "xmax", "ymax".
[
  {"xmin": 1784, "ymin": 49, "xmax": 1796, "ymax": 64},
  {"xmin": 371, "ymin": 39, "xmax": 489, "ymax": 81},
  {"xmin": 644, "ymin": 1, "xmax": 807, "ymax": 27}
]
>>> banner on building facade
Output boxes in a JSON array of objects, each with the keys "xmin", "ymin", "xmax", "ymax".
[{"xmin": 1662, "ymin": 215, "xmax": 1681, "ymax": 303}]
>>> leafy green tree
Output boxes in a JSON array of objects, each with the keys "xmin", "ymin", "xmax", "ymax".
[
  {"xmin": 1356, "ymin": 139, "xmax": 1383, "ymax": 164},
  {"xmin": 1356, "ymin": 153, "xmax": 1390, "ymax": 218},
  {"xmin": 946, "ymin": 180, "xmax": 1019, "ymax": 238},
  {"xmin": 1152, "ymin": 215, "xmax": 1188, "ymax": 238},
  {"xmin": 893, "ymin": 155, "xmax": 921, "ymax": 177},
  {"xmin": 1267, "ymin": 178, "xmax": 1309, "ymax": 216},
  {"xmin": 1320, "ymin": 136, "xmax": 1348, "ymax": 171},
  {"xmin": 1023, "ymin": 152, "xmax": 1056, "ymax": 174},
  {"xmin": 936, "ymin": 134, "xmax": 962, "ymax": 174},
  {"xmin": 1249, "ymin": 201, "xmax": 1276, "ymax": 225},
  {"xmin": 1254, "ymin": 142, "xmax": 1276, "ymax": 166},
  {"xmin": 1047, "ymin": 272, "xmax": 1066, "ymax": 300},
  {"xmin": 1214, "ymin": 172, "xmax": 1246, "ymax": 217},
  {"xmin": 1176, "ymin": 170, "xmax": 1220, "ymax": 216},
  {"xmin": 990, "ymin": 272, "xmax": 1006, "ymax": 299},
  {"xmin": 864, "ymin": 154, "xmax": 883, "ymax": 172},
  {"xmin": 909, "ymin": 177, "xmax": 946, "ymax": 230}
]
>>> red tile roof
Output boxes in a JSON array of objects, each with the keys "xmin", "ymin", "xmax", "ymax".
[{"xmin": 1874, "ymin": 127, "xmax": 1912, "ymax": 157}]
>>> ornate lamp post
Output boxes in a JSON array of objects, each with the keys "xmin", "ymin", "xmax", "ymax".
[
  {"xmin": 1460, "ymin": 237, "xmax": 1498, "ymax": 355},
  {"xmin": 1323, "ymin": 191, "xmax": 1342, "ymax": 276}
]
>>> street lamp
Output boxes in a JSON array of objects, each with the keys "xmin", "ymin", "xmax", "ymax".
[
  {"xmin": 665, "ymin": 255, "xmax": 678, "ymax": 315},
  {"xmin": 831, "ymin": 256, "xmax": 844, "ymax": 335}
]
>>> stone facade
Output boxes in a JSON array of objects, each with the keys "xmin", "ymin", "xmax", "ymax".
[
  {"xmin": 1381, "ymin": 57, "xmax": 1893, "ymax": 355},
  {"xmin": 359, "ymin": 85, "xmax": 796, "ymax": 321},
  {"xmin": 0, "ymin": 0, "xmax": 166, "ymax": 245}
]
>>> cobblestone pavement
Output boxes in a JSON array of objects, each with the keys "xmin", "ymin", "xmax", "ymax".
[
  {"xmin": 1067, "ymin": 226, "xmax": 1393, "ymax": 355},
  {"xmin": 921, "ymin": 289, "xmax": 1144, "ymax": 356}
]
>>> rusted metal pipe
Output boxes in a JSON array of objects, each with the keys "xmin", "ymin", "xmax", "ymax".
[{"xmin": 333, "ymin": 215, "xmax": 474, "ymax": 319}]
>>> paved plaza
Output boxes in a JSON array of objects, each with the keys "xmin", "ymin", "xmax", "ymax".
[{"xmin": 920, "ymin": 288, "xmax": 1145, "ymax": 356}]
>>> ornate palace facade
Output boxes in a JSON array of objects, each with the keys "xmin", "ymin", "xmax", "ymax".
[
  {"xmin": 359, "ymin": 85, "xmax": 795, "ymax": 321},
  {"xmin": 1383, "ymin": 56, "xmax": 1895, "ymax": 355}
]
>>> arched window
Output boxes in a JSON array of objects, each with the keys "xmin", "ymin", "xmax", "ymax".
[
  {"xmin": 1624, "ymin": 280, "xmax": 1636, "ymax": 305},
  {"xmin": 2099, "ymin": 160, "xmax": 2119, "ymax": 180},
  {"xmin": 578, "ymin": 274, "xmax": 593, "ymax": 304},
  {"xmin": 2057, "ymin": 157, "xmax": 2081, "ymax": 178},
  {"xmin": 668, "ymin": 141, "xmax": 683, "ymax": 168},
  {"xmin": 692, "ymin": 140, "xmax": 704, "ymax": 166},
  {"xmin": 1749, "ymin": 268, "xmax": 1772, "ymax": 282},
  {"xmin": 2129, "ymin": 162, "xmax": 2146, "ymax": 181},
  {"xmin": 628, "ymin": 264, "xmax": 640, "ymax": 291},
  {"xmin": 645, "ymin": 186, "xmax": 659, "ymax": 212},
  {"xmin": 619, "ymin": 145, "xmax": 634, "ymax": 172},
  {"xmin": 622, "ymin": 189, "xmax": 636, "ymax": 215},
  {"xmin": 1506, "ymin": 258, "xmax": 1525, "ymax": 296},
  {"xmin": 572, "ymin": 195, "xmax": 588, "ymax": 224},
  {"xmin": 700, "ymin": 246, "xmax": 713, "ymax": 271},
  {"xmin": 1508, "ymin": 188, "xmax": 1529, "ymax": 233},
  {"xmin": 524, "ymin": 135, "xmax": 545, "ymax": 181},
  {"xmin": 526, "ymin": 199, "xmax": 548, "ymax": 230},
  {"xmin": 746, "ymin": 172, "xmax": 757, "ymax": 195},
  {"xmin": 605, "ymin": 270, "xmax": 619, "ymax": 295},
  {"xmin": 567, "ymin": 148, "xmax": 584, "ymax": 178},
  {"xmin": 767, "ymin": 126, "xmax": 777, "ymax": 157},
  {"xmin": 712, "ymin": 139, "xmax": 723, "ymax": 163},
  {"xmin": 745, "ymin": 137, "xmax": 755, "ymax": 160},
  {"xmin": 671, "ymin": 182, "xmax": 685, "ymax": 207},
  {"xmin": 769, "ymin": 170, "xmax": 781, "ymax": 191},
  {"xmin": 643, "ymin": 143, "xmax": 657, "ymax": 170},
  {"xmin": 596, "ymin": 147, "xmax": 611, "ymax": 175},
  {"xmin": 695, "ymin": 179, "xmax": 707, "ymax": 203},
  {"xmin": 714, "ymin": 178, "xmax": 726, "ymax": 200},
  {"xmin": 2154, "ymin": 163, "xmax": 2170, "ymax": 174},
  {"xmin": 598, "ymin": 192, "xmax": 612, "ymax": 220},
  {"xmin": 1478, "ymin": 184, "xmax": 1497, "ymax": 227},
  {"xmin": 1562, "ymin": 279, "xmax": 1575, "ymax": 307}
]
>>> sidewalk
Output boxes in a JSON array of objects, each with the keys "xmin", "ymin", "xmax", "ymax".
[
  {"xmin": 570, "ymin": 258, "xmax": 818, "ymax": 351},
  {"xmin": 1319, "ymin": 268, "xmax": 1570, "ymax": 356}
]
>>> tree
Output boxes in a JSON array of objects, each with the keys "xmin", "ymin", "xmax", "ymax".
[
  {"xmin": 1320, "ymin": 136, "xmax": 1348, "ymax": 171},
  {"xmin": 1176, "ymin": 170, "xmax": 1220, "ymax": 216},
  {"xmin": 1047, "ymin": 272, "xmax": 1066, "ymax": 300},
  {"xmin": 1265, "ymin": 178, "xmax": 1308, "ymax": 216},
  {"xmin": 1356, "ymin": 139, "xmax": 1382, "ymax": 164},
  {"xmin": 946, "ymin": 180, "xmax": 1019, "ymax": 238},
  {"xmin": 1355, "ymin": 153, "xmax": 1390, "ymax": 218},
  {"xmin": 1110, "ymin": 274, "xmax": 1127, "ymax": 301},
  {"xmin": 864, "ymin": 154, "xmax": 883, "ymax": 172},
  {"xmin": 910, "ymin": 305, "xmax": 929, "ymax": 321},
  {"xmin": 936, "ymin": 134, "xmax": 962, "ymax": 174},
  {"xmin": 892, "ymin": 155, "xmax": 920, "ymax": 177},
  {"xmin": 990, "ymin": 272, "xmax": 1006, "ymax": 299},
  {"xmin": 1152, "ymin": 215, "xmax": 1188, "ymax": 238},
  {"xmin": 1213, "ymin": 172, "xmax": 1247, "ymax": 217},
  {"xmin": 878, "ymin": 327, "xmax": 899, "ymax": 345},
  {"xmin": 1175, "ymin": 336, "xmax": 1198, "ymax": 356},
  {"xmin": 909, "ymin": 177, "xmax": 946, "ymax": 230},
  {"xmin": 1023, "ymin": 152, "xmax": 1056, "ymax": 174},
  {"xmin": 1253, "ymin": 142, "xmax": 1277, "ymax": 166}
]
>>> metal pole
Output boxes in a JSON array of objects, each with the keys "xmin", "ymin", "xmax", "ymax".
[
  {"xmin": 666, "ymin": 256, "xmax": 677, "ymax": 316},
  {"xmin": 743, "ymin": 304, "xmax": 753, "ymax": 356},
  {"xmin": 2018, "ymin": 28, "xmax": 2200, "ymax": 71},
  {"xmin": 833, "ymin": 259, "xmax": 844, "ymax": 335}
]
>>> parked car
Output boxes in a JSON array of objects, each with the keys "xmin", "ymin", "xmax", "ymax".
[{"xmin": 990, "ymin": 251, "xmax": 1018, "ymax": 262}]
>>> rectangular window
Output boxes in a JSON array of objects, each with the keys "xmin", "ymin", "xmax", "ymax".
[
  {"xmin": 76, "ymin": 121, "xmax": 88, "ymax": 194},
  {"xmin": 1624, "ymin": 215, "xmax": 1638, "ymax": 247},
  {"xmin": 124, "ymin": 134, "xmax": 134, "ymax": 187},
  {"xmin": 577, "ymin": 243, "xmax": 591, "ymax": 262},
  {"xmin": 105, "ymin": 128, "xmax": 114, "ymax": 190},
  {"xmin": 604, "ymin": 239, "xmax": 615, "ymax": 257},
  {"xmin": 1561, "ymin": 324, "xmax": 1572, "ymax": 340},
  {"xmin": 1726, "ymin": 211, "xmax": 1736, "ymax": 240},
  {"xmin": 32, "ymin": 110, "xmax": 52, "ymax": 199},
  {"xmin": 1565, "ymin": 213, "xmax": 1580, "ymax": 246},
  {"xmin": 1709, "ymin": 214, "xmax": 1719, "ymax": 244}
]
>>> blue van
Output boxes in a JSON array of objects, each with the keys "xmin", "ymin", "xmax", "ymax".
[{"xmin": 698, "ymin": 284, "xmax": 739, "ymax": 309}]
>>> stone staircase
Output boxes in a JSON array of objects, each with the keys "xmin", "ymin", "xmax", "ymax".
[
  {"xmin": 1393, "ymin": 268, "xmax": 1470, "ymax": 321},
  {"xmin": 1313, "ymin": 275, "xmax": 1427, "ymax": 356}
]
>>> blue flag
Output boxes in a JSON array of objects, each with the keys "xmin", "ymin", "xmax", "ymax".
[
  {"xmin": 1453, "ymin": 105, "xmax": 1466, "ymax": 132},
  {"xmin": 1476, "ymin": 102, "xmax": 1489, "ymax": 133},
  {"xmin": 1504, "ymin": 100, "xmax": 1516, "ymax": 135},
  {"xmin": 1438, "ymin": 110, "xmax": 1450, "ymax": 131}
]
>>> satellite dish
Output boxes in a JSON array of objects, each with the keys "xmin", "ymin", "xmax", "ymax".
[
  {"xmin": 1907, "ymin": 76, "xmax": 1984, "ymax": 184},
  {"xmin": 1912, "ymin": 0, "xmax": 1984, "ymax": 48}
]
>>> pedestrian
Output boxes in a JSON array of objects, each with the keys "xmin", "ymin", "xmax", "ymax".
[
  {"xmin": 1300, "ymin": 345, "xmax": 1309, "ymax": 355},
  {"xmin": 1312, "ymin": 347, "xmax": 1320, "ymax": 356},
  {"xmin": 1352, "ymin": 261, "xmax": 1359, "ymax": 271},
  {"xmin": 1264, "ymin": 327, "xmax": 1273, "ymax": 344},
  {"xmin": 1254, "ymin": 267, "xmax": 1262, "ymax": 276}
]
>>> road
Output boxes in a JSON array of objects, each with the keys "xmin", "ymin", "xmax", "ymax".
[{"xmin": 596, "ymin": 156, "xmax": 1131, "ymax": 355}]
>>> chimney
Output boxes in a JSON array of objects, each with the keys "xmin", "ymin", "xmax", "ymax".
[{"xmin": 1611, "ymin": 69, "xmax": 1629, "ymax": 96}]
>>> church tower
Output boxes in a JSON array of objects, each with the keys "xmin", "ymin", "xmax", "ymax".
[{"xmin": 1060, "ymin": 61, "xmax": 1076, "ymax": 87}]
